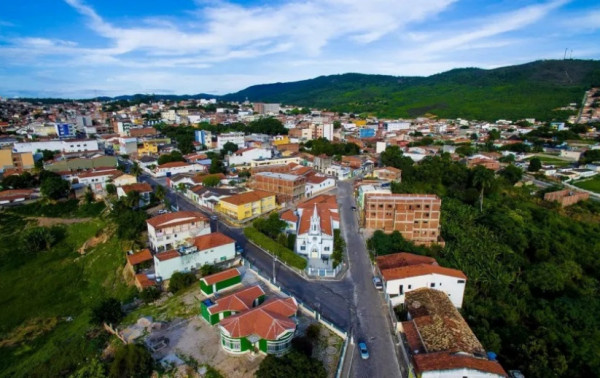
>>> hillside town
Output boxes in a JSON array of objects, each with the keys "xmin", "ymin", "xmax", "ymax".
[{"xmin": 1, "ymin": 92, "xmax": 600, "ymax": 378}]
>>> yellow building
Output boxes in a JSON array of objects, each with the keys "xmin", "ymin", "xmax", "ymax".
[
  {"xmin": 0, "ymin": 149, "xmax": 34, "ymax": 172},
  {"xmin": 137, "ymin": 139, "xmax": 170, "ymax": 156},
  {"xmin": 272, "ymin": 135, "xmax": 290, "ymax": 146},
  {"xmin": 353, "ymin": 120, "xmax": 367, "ymax": 127},
  {"xmin": 216, "ymin": 190, "xmax": 277, "ymax": 222}
]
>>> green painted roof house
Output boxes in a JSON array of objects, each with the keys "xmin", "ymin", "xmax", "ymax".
[
  {"xmin": 200, "ymin": 285, "xmax": 266, "ymax": 325},
  {"xmin": 200, "ymin": 268, "xmax": 241, "ymax": 296}
]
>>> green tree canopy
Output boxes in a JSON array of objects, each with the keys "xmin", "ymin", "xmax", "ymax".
[{"xmin": 108, "ymin": 344, "xmax": 153, "ymax": 378}]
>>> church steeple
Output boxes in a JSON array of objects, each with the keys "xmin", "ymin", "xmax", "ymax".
[{"xmin": 309, "ymin": 204, "xmax": 321, "ymax": 235}]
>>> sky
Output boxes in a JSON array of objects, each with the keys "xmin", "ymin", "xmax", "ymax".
[{"xmin": 0, "ymin": 0, "xmax": 598, "ymax": 98}]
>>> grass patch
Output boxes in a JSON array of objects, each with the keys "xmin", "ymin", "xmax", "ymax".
[
  {"xmin": 244, "ymin": 226, "xmax": 307, "ymax": 269},
  {"xmin": 525, "ymin": 155, "xmax": 573, "ymax": 167},
  {"xmin": 123, "ymin": 285, "xmax": 198, "ymax": 324},
  {"xmin": 7, "ymin": 199, "xmax": 106, "ymax": 218},
  {"xmin": 573, "ymin": 176, "xmax": 600, "ymax": 193}
]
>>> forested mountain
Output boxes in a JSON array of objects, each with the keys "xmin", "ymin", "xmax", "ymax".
[{"xmin": 222, "ymin": 59, "xmax": 600, "ymax": 121}]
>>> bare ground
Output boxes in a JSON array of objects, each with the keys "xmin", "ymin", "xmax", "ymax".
[{"xmin": 29, "ymin": 217, "xmax": 91, "ymax": 227}]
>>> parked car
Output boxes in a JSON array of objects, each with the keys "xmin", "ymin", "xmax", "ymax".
[
  {"xmin": 373, "ymin": 276, "xmax": 383, "ymax": 290},
  {"xmin": 351, "ymin": 206, "xmax": 357, "ymax": 211},
  {"xmin": 210, "ymin": 214, "xmax": 218, "ymax": 220},
  {"xmin": 358, "ymin": 341, "xmax": 369, "ymax": 360},
  {"xmin": 157, "ymin": 209, "xmax": 169, "ymax": 215}
]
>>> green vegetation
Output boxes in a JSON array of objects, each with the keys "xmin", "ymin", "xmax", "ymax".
[
  {"xmin": 573, "ymin": 176, "xmax": 600, "ymax": 193},
  {"xmin": 303, "ymin": 138, "xmax": 360, "ymax": 157},
  {"xmin": 157, "ymin": 150, "xmax": 185, "ymax": 165},
  {"xmin": 368, "ymin": 151, "xmax": 600, "ymax": 378},
  {"xmin": 7, "ymin": 199, "xmax": 105, "ymax": 218},
  {"xmin": 91, "ymin": 298, "xmax": 125, "ymax": 325},
  {"xmin": 222, "ymin": 60, "xmax": 600, "ymax": 121},
  {"xmin": 168, "ymin": 272, "xmax": 197, "ymax": 293},
  {"xmin": 332, "ymin": 229, "xmax": 345, "ymax": 268},
  {"xmin": 526, "ymin": 154, "xmax": 573, "ymax": 167},
  {"xmin": 244, "ymin": 226, "xmax": 307, "ymax": 269},
  {"xmin": 256, "ymin": 338, "xmax": 326, "ymax": 378},
  {"xmin": 108, "ymin": 343, "xmax": 154, "ymax": 378}
]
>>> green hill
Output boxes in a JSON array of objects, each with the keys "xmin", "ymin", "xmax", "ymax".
[{"xmin": 222, "ymin": 60, "xmax": 600, "ymax": 121}]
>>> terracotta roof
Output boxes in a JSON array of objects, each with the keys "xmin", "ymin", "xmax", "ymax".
[
  {"xmin": 219, "ymin": 190, "xmax": 274, "ymax": 206},
  {"xmin": 234, "ymin": 147, "xmax": 255, "ymax": 155},
  {"xmin": 77, "ymin": 169, "xmax": 120, "ymax": 179},
  {"xmin": 413, "ymin": 352, "xmax": 507, "ymax": 377},
  {"xmin": 193, "ymin": 232, "xmax": 235, "ymax": 251},
  {"xmin": 121, "ymin": 183, "xmax": 152, "ymax": 194},
  {"xmin": 381, "ymin": 264, "xmax": 466, "ymax": 281},
  {"xmin": 306, "ymin": 175, "xmax": 328, "ymax": 184},
  {"xmin": 135, "ymin": 273, "xmax": 155, "ymax": 289},
  {"xmin": 146, "ymin": 211, "xmax": 208, "ymax": 229},
  {"xmin": 219, "ymin": 297, "xmax": 298, "ymax": 340},
  {"xmin": 202, "ymin": 268, "xmax": 240, "ymax": 285},
  {"xmin": 298, "ymin": 204, "xmax": 334, "ymax": 236},
  {"xmin": 280, "ymin": 210, "xmax": 298, "ymax": 223},
  {"xmin": 377, "ymin": 166, "xmax": 401, "ymax": 173},
  {"xmin": 208, "ymin": 285, "xmax": 265, "ymax": 315},
  {"xmin": 154, "ymin": 249, "xmax": 180, "ymax": 261},
  {"xmin": 376, "ymin": 252, "xmax": 438, "ymax": 270},
  {"xmin": 297, "ymin": 194, "xmax": 337, "ymax": 208},
  {"xmin": 126, "ymin": 249, "xmax": 153, "ymax": 265},
  {"xmin": 0, "ymin": 189, "xmax": 35, "ymax": 199},
  {"xmin": 158, "ymin": 161, "xmax": 191, "ymax": 169}
]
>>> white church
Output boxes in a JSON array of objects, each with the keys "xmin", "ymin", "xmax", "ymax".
[{"xmin": 281, "ymin": 195, "xmax": 340, "ymax": 261}]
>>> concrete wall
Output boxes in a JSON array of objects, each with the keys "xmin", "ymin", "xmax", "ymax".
[{"xmin": 385, "ymin": 274, "xmax": 466, "ymax": 309}]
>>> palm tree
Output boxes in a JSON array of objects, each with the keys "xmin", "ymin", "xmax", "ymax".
[
  {"xmin": 472, "ymin": 166, "xmax": 495, "ymax": 212},
  {"xmin": 131, "ymin": 162, "xmax": 142, "ymax": 177},
  {"xmin": 155, "ymin": 185, "xmax": 166, "ymax": 203}
]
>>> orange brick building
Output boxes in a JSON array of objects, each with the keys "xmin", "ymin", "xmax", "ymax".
[
  {"xmin": 364, "ymin": 193, "xmax": 443, "ymax": 246},
  {"xmin": 248, "ymin": 172, "xmax": 306, "ymax": 203},
  {"xmin": 544, "ymin": 189, "xmax": 589, "ymax": 207}
]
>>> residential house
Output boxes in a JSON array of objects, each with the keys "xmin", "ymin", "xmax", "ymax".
[
  {"xmin": 73, "ymin": 169, "xmax": 121, "ymax": 192},
  {"xmin": 215, "ymin": 190, "xmax": 277, "ymax": 222},
  {"xmin": 147, "ymin": 211, "xmax": 210, "ymax": 252},
  {"xmin": 0, "ymin": 189, "xmax": 37, "ymax": 205},
  {"xmin": 112, "ymin": 173, "xmax": 137, "ymax": 187},
  {"xmin": 154, "ymin": 161, "xmax": 205, "ymax": 178},
  {"xmin": 376, "ymin": 252, "xmax": 466, "ymax": 308},
  {"xmin": 218, "ymin": 297, "xmax": 298, "ymax": 355},
  {"xmin": 305, "ymin": 174, "xmax": 336, "ymax": 198},
  {"xmin": 401, "ymin": 288, "xmax": 507, "ymax": 378},
  {"xmin": 200, "ymin": 285, "xmax": 266, "ymax": 325},
  {"xmin": 0, "ymin": 149, "xmax": 34, "ymax": 172},
  {"xmin": 200, "ymin": 268, "xmax": 242, "ymax": 295},
  {"xmin": 372, "ymin": 166, "xmax": 402, "ymax": 182},
  {"xmin": 117, "ymin": 183, "xmax": 153, "ymax": 207},
  {"xmin": 154, "ymin": 232, "xmax": 236, "ymax": 281},
  {"xmin": 187, "ymin": 186, "xmax": 242, "ymax": 211},
  {"xmin": 217, "ymin": 132, "xmax": 245, "ymax": 150},
  {"xmin": 227, "ymin": 147, "xmax": 273, "ymax": 166}
]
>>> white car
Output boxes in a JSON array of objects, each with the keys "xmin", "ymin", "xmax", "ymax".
[{"xmin": 373, "ymin": 276, "xmax": 383, "ymax": 290}]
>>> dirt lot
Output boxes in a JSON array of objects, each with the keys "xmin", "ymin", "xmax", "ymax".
[{"xmin": 29, "ymin": 216, "xmax": 91, "ymax": 227}]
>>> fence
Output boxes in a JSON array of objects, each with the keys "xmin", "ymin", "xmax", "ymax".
[{"xmin": 306, "ymin": 263, "xmax": 343, "ymax": 278}]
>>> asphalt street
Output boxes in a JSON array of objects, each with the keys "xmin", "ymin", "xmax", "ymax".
[{"xmin": 138, "ymin": 171, "xmax": 404, "ymax": 377}]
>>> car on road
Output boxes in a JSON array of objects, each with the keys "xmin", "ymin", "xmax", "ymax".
[
  {"xmin": 157, "ymin": 209, "xmax": 169, "ymax": 215},
  {"xmin": 373, "ymin": 276, "xmax": 383, "ymax": 290},
  {"xmin": 210, "ymin": 214, "xmax": 218, "ymax": 221},
  {"xmin": 351, "ymin": 206, "xmax": 357, "ymax": 211},
  {"xmin": 358, "ymin": 341, "xmax": 369, "ymax": 360}
]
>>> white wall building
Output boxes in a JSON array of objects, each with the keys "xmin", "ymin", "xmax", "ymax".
[
  {"xmin": 154, "ymin": 162, "xmax": 205, "ymax": 178},
  {"xmin": 154, "ymin": 232, "xmax": 236, "ymax": 280},
  {"xmin": 386, "ymin": 122, "xmax": 411, "ymax": 132},
  {"xmin": 305, "ymin": 175, "xmax": 336, "ymax": 198},
  {"xmin": 12, "ymin": 139, "xmax": 99, "ymax": 154},
  {"xmin": 217, "ymin": 132, "xmax": 245, "ymax": 150},
  {"xmin": 292, "ymin": 195, "xmax": 339, "ymax": 261},
  {"xmin": 147, "ymin": 211, "xmax": 210, "ymax": 252},
  {"xmin": 227, "ymin": 147, "xmax": 272, "ymax": 166}
]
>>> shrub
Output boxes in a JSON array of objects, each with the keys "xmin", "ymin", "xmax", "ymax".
[
  {"xmin": 91, "ymin": 298, "xmax": 124, "ymax": 325},
  {"xmin": 109, "ymin": 344, "xmax": 153, "ymax": 378},
  {"xmin": 244, "ymin": 227, "xmax": 307, "ymax": 270},
  {"xmin": 139, "ymin": 287, "xmax": 161, "ymax": 304},
  {"xmin": 168, "ymin": 272, "xmax": 196, "ymax": 293}
]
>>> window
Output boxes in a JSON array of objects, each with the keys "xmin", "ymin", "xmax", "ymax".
[
  {"xmin": 300, "ymin": 246, "xmax": 305, "ymax": 251},
  {"xmin": 457, "ymin": 280, "xmax": 465, "ymax": 284},
  {"xmin": 324, "ymin": 247, "xmax": 330, "ymax": 251},
  {"xmin": 430, "ymin": 283, "xmax": 435, "ymax": 288},
  {"xmin": 399, "ymin": 285, "xmax": 404, "ymax": 295},
  {"xmin": 408, "ymin": 285, "xmax": 412, "ymax": 289}
]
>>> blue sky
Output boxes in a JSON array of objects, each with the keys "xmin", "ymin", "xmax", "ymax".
[{"xmin": 0, "ymin": 0, "xmax": 598, "ymax": 98}]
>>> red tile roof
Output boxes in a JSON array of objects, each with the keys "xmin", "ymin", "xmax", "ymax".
[
  {"xmin": 208, "ymin": 285, "xmax": 265, "ymax": 315},
  {"xmin": 146, "ymin": 211, "xmax": 208, "ymax": 229},
  {"xmin": 154, "ymin": 249, "xmax": 180, "ymax": 261},
  {"xmin": 121, "ymin": 183, "xmax": 152, "ymax": 194},
  {"xmin": 280, "ymin": 210, "xmax": 298, "ymax": 223},
  {"xmin": 158, "ymin": 161, "xmax": 192, "ymax": 169},
  {"xmin": 77, "ymin": 169, "xmax": 120, "ymax": 179},
  {"xmin": 126, "ymin": 249, "xmax": 153, "ymax": 265},
  {"xmin": 381, "ymin": 264, "xmax": 466, "ymax": 281},
  {"xmin": 0, "ymin": 189, "xmax": 35, "ymax": 199},
  {"xmin": 219, "ymin": 190, "xmax": 274, "ymax": 206},
  {"xmin": 376, "ymin": 252, "xmax": 438, "ymax": 270},
  {"xmin": 135, "ymin": 273, "xmax": 155, "ymax": 289},
  {"xmin": 413, "ymin": 352, "xmax": 507, "ymax": 377},
  {"xmin": 192, "ymin": 232, "xmax": 235, "ymax": 251},
  {"xmin": 219, "ymin": 297, "xmax": 298, "ymax": 340},
  {"xmin": 202, "ymin": 268, "xmax": 240, "ymax": 285}
]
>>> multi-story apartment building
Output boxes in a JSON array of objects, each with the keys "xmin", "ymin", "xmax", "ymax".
[
  {"xmin": 364, "ymin": 193, "xmax": 443, "ymax": 246},
  {"xmin": 253, "ymin": 103, "xmax": 280, "ymax": 115},
  {"xmin": 217, "ymin": 132, "xmax": 245, "ymax": 150},
  {"xmin": 146, "ymin": 211, "xmax": 210, "ymax": 251},
  {"xmin": 0, "ymin": 149, "xmax": 34, "ymax": 172},
  {"xmin": 248, "ymin": 172, "xmax": 306, "ymax": 203},
  {"xmin": 216, "ymin": 190, "xmax": 277, "ymax": 222},
  {"xmin": 12, "ymin": 139, "xmax": 99, "ymax": 154}
]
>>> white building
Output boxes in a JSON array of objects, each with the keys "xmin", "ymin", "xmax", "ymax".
[
  {"xmin": 12, "ymin": 139, "xmax": 99, "ymax": 154},
  {"xmin": 376, "ymin": 252, "xmax": 466, "ymax": 308},
  {"xmin": 324, "ymin": 164, "xmax": 351, "ymax": 180},
  {"xmin": 154, "ymin": 232, "xmax": 236, "ymax": 280},
  {"xmin": 305, "ymin": 175, "xmax": 336, "ymax": 198},
  {"xmin": 154, "ymin": 161, "xmax": 205, "ymax": 178},
  {"xmin": 119, "ymin": 137, "xmax": 138, "ymax": 155},
  {"xmin": 217, "ymin": 132, "xmax": 245, "ymax": 150},
  {"xmin": 386, "ymin": 122, "xmax": 411, "ymax": 132},
  {"xmin": 146, "ymin": 211, "xmax": 210, "ymax": 252},
  {"xmin": 227, "ymin": 147, "xmax": 272, "ymax": 166},
  {"xmin": 69, "ymin": 168, "xmax": 120, "ymax": 192},
  {"xmin": 292, "ymin": 195, "xmax": 339, "ymax": 261},
  {"xmin": 318, "ymin": 124, "xmax": 333, "ymax": 141}
]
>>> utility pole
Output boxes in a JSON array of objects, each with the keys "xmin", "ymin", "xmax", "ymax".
[{"xmin": 273, "ymin": 254, "xmax": 277, "ymax": 284}]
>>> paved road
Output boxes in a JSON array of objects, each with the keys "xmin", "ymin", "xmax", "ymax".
[
  {"xmin": 136, "ymin": 168, "xmax": 405, "ymax": 377},
  {"xmin": 337, "ymin": 181, "xmax": 403, "ymax": 378}
]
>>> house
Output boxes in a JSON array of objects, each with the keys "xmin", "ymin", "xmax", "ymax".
[
  {"xmin": 305, "ymin": 174, "xmax": 336, "ymax": 198},
  {"xmin": 117, "ymin": 183, "xmax": 153, "ymax": 207},
  {"xmin": 112, "ymin": 173, "xmax": 137, "ymax": 187},
  {"xmin": 376, "ymin": 252, "xmax": 466, "ymax": 308},
  {"xmin": 218, "ymin": 297, "xmax": 298, "ymax": 354},
  {"xmin": 125, "ymin": 249, "xmax": 155, "ymax": 290},
  {"xmin": 248, "ymin": 172, "xmax": 306, "ymax": 203},
  {"xmin": 0, "ymin": 189, "xmax": 37, "ymax": 205},
  {"xmin": 154, "ymin": 161, "xmax": 204, "ymax": 178},
  {"xmin": 73, "ymin": 169, "xmax": 121, "ymax": 192},
  {"xmin": 200, "ymin": 285, "xmax": 266, "ymax": 325},
  {"xmin": 200, "ymin": 268, "xmax": 242, "ymax": 295},
  {"xmin": 187, "ymin": 186, "xmax": 242, "ymax": 211},
  {"xmin": 227, "ymin": 147, "xmax": 272, "ymax": 166},
  {"xmin": 217, "ymin": 132, "xmax": 245, "ymax": 150},
  {"xmin": 146, "ymin": 211, "xmax": 210, "ymax": 252},
  {"xmin": 402, "ymin": 288, "xmax": 507, "ymax": 378},
  {"xmin": 292, "ymin": 195, "xmax": 339, "ymax": 261},
  {"xmin": 216, "ymin": 190, "xmax": 277, "ymax": 222},
  {"xmin": 154, "ymin": 232, "xmax": 236, "ymax": 281},
  {"xmin": 0, "ymin": 149, "xmax": 35, "ymax": 172},
  {"xmin": 372, "ymin": 166, "xmax": 402, "ymax": 182},
  {"xmin": 324, "ymin": 164, "xmax": 351, "ymax": 180}
]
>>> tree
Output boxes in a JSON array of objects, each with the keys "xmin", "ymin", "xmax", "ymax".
[
  {"xmin": 124, "ymin": 190, "xmax": 141, "ymax": 208},
  {"xmin": 168, "ymin": 272, "xmax": 196, "ymax": 293},
  {"xmin": 488, "ymin": 129, "xmax": 501, "ymax": 141},
  {"xmin": 40, "ymin": 176, "xmax": 70, "ymax": 200},
  {"xmin": 499, "ymin": 164, "xmax": 523, "ymax": 185},
  {"xmin": 21, "ymin": 226, "xmax": 57, "ymax": 252},
  {"xmin": 68, "ymin": 357, "xmax": 106, "ymax": 378},
  {"xmin": 470, "ymin": 133, "xmax": 479, "ymax": 140},
  {"xmin": 91, "ymin": 298, "xmax": 124, "ymax": 325},
  {"xmin": 139, "ymin": 287, "xmax": 161, "ymax": 304},
  {"xmin": 157, "ymin": 151, "xmax": 185, "ymax": 165},
  {"xmin": 209, "ymin": 157, "xmax": 224, "ymax": 174},
  {"xmin": 333, "ymin": 120, "xmax": 342, "ymax": 129},
  {"xmin": 106, "ymin": 183, "xmax": 117, "ymax": 196},
  {"xmin": 380, "ymin": 146, "xmax": 415, "ymax": 179},
  {"xmin": 253, "ymin": 212, "xmax": 286, "ymax": 239},
  {"xmin": 471, "ymin": 165, "xmax": 495, "ymax": 212},
  {"xmin": 84, "ymin": 187, "xmax": 95, "ymax": 204},
  {"xmin": 108, "ymin": 344, "xmax": 153, "ymax": 378},
  {"xmin": 155, "ymin": 185, "xmax": 166, "ymax": 203},
  {"xmin": 528, "ymin": 158, "xmax": 542, "ymax": 172},
  {"xmin": 130, "ymin": 162, "xmax": 142, "ymax": 177},
  {"xmin": 256, "ymin": 350, "xmax": 326, "ymax": 378},
  {"xmin": 202, "ymin": 175, "xmax": 221, "ymax": 187},
  {"xmin": 221, "ymin": 141, "xmax": 239, "ymax": 154}
]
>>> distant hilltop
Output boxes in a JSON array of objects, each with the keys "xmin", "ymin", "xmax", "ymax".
[{"xmin": 13, "ymin": 59, "xmax": 600, "ymax": 122}]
